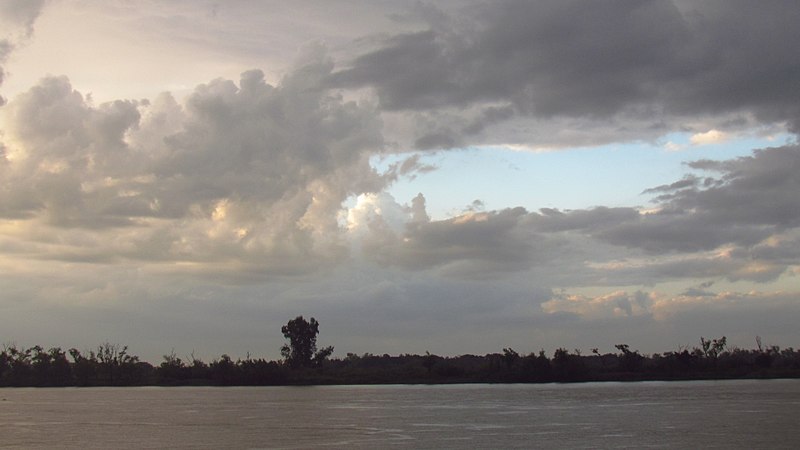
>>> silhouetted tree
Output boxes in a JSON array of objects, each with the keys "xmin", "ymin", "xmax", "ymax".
[
  {"xmin": 189, "ymin": 352, "xmax": 209, "ymax": 380},
  {"xmin": 700, "ymin": 336, "xmax": 727, "ymax": 360},
  {"xmin": 95, "ymin": 342, "xmax": 140, "ymax": 385},
  {"xmin": 0, "ymin": 348, "xmax": 9, "ymax": 384},
  {"xmin": 502, "ymin": 348, "xmax": 520, "ymax": 370},
  {"xmin": 422, "ymin": 351, "xmax": 437, "ymax": 374},
  {"xmin": 2, "ymin": 344, "xmax": 32, "ymax": 386},
  {"xmin": 240, "ymin": 357, "xmax": 286, "ymax": 385},
  {"xmin": 69, "ymin": 348, "xmax": 96, "ymax": 386},
  {"xmin": 753, "ymin": 340, "xmax": 783, "ymax": 370},
  {"xmin": 210, "ymin": 354, "xmax": 237, "ymax": 385},
  {"xmin": 552, "ymin": 348, "xmax": 587, "ymax": 381},
  {"xmin": 699, "ymin": 336, "xmax": 727, "ymax": 371},
  {"xmin": 615, "ymin": 344, "xmax": 645, "ymax": 372},
  {"xmin": 520, "ymin": 350, "xmax": 551, "ymax": 382},
  {"xmin": 281, "ymin": 316, "xmax": 333, "ymax": 369},
  {"xmin": 28, "ymin": 346, "xmax": 72, "ymax": 386},
  {"xmin": 313, "ymin": 345, "xmax": 335, "ymax": 369},
  {"xmin": 158, "ymin": 350, "xmax": 190, "ymax": 383}
]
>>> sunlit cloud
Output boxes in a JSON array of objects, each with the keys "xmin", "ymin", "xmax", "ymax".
[{"xmin": 690, "ymin": 129, "xmax": 728, "ymax": 146}]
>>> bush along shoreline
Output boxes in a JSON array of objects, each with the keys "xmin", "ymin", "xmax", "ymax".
[{"xmin": 2, "ymin": 317, "xmax": 798, "ymax": 387}]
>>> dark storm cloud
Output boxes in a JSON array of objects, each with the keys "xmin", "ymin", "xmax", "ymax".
[
  {"xmin": 680, "ymin": 146, "xmax": 800, "ymax": 228},
  {"xmin": 533, "ymin": 207, "xmax": 640, "ymax": 233},
  {"xmin": 330, "ymin": 0, "xmax": 800, "ymax": 142},
  {"xmin": 598, "ymin": 213, "xmax": 771, "ymax": 253},
  {"xmin": 365, "ymin": 207, "xmax": 537, "ymax": 275},
  {"xmin": 413, "ymin": 129, "xmax": 461, "ymax": 150},
  {"xmin": 746, "ymin": 234, "xmax": 800, "ymax": 265},
  {"xmin": 330, "ymin": 0, "xmax": 683, "ymax": 114},
  {"xmin": 641, "ymin": 175, "xmax": 704, "ymax": 195},
  {"xmin": 595, "ymin": 145, "xmax": 800, "ymax": 253},
  {"xmin": 680, "ymin": 283, "xmax": 716, "ymax": 298}
]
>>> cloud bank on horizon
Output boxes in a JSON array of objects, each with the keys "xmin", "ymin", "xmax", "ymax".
[{"xmin": 0, "ymin": 0, "xmax": 798, "ymax": 360}]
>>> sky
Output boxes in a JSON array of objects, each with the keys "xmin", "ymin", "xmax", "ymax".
[{"xmin": 1, "ymin": 0, "xmax": 799, "ymax": 362}]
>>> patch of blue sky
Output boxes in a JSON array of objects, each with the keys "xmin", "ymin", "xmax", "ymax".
[{"xmin": 372, "ymin": 132, "xmax": 794, "ymax": 220}]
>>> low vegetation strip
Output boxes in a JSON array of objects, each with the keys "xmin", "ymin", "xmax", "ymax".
[{"xmin": 2, "ymin": 317, "xmax": 798, "ymax": 387}]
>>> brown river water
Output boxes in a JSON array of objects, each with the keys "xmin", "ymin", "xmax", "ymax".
[{"xmin": 1, "ymin": 379, "xmax": 798, "ymax": 449}]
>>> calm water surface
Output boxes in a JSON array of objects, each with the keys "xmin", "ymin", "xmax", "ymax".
[{"xmin": 1, "ymin": 379, "xmax": 798, "ymax": 449}]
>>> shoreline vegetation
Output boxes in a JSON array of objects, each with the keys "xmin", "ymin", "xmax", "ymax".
[{"xmin": 2, "ymin": 317, "xmax": 799, "ymax": 387}]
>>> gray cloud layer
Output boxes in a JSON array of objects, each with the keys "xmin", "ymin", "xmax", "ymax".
[{"xmin": 331, "ymin": 0, "xmax": 800, "ymax": 147}]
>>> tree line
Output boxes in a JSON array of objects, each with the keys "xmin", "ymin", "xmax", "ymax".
[{"xmin": 2, "ymin": 317, "xmax": 799, "ymax": 387}]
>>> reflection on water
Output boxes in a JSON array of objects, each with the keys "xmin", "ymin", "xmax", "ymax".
[{"xmin": 1, "ymin": 379, "xmax": 798, "ymax": 449}]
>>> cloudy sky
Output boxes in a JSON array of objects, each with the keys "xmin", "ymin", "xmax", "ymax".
[{"xmin": 1, "ymin": 0, "xmax": 799, "ymax": 361}]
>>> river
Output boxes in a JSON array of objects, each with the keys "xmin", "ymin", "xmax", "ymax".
[{"xmin": 1, "ymin": 379, "xmax": 798, "ymax": 448}]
